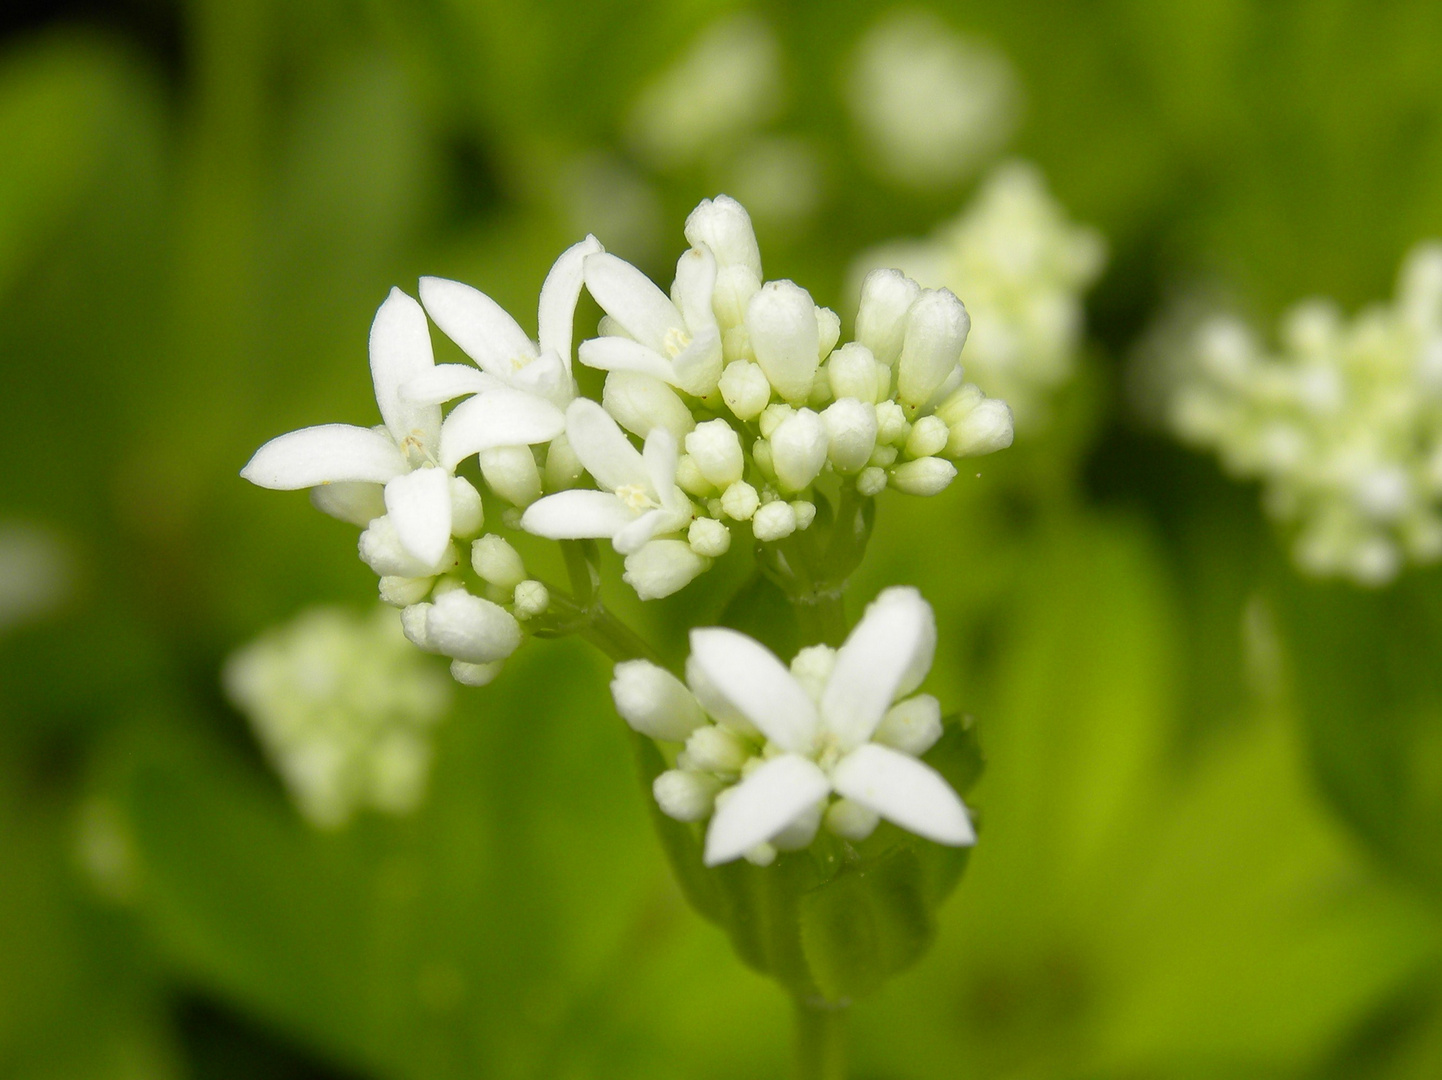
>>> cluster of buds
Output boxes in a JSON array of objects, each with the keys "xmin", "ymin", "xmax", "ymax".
[
  {"xmin": 222, "ymin": 607, "xmax": 453, "ymax": 827},
  {"xmin": 851, "ymin": 162, "xmax": 1106, "ymax": 428},
  {"xmin": 611, "ymin": 587, "xmax": 973, "ymax": 866},
  {"xmin": 1169, "ymin": 243, "xmax": 1442, "ymax": 585}
]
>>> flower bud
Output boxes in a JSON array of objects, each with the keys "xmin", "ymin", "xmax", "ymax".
[
  {"xmin": 792, "ymin": 500, "xmax": 816, "ymax": 530},
  {"xmin": 905, "ymin": 415, "xmax": 950, "ymax": 459},
  {"xmin": 684, "ymin": 194, "xmax": 763, "ymax": 277},
  {"xmin": 653, "ymin": 770, "xmax": 724, "ymax": 822},
  {"xmin": 603, "ymin": 371, "xmax": 696, "ymax": 442},
  {"xmin": 822, "ymin": 398, "xmax": 879, "ymax": 474},
  {"xmin": 612, "ymin": 659, "xmax": 709, "ymax": 741},
  {"xmin": 479, "ymin": 446, "xmax": 543, "ymax": 507},
  {"xmin": 747, "ymin": 280, "xmax": 820, "ymax": 404},
  {"xmin": 425, "ymin": 589, "xmax": 522, "ymax": 664},
  {"xmin": 856, "ymin": 466, "xmax": 888, "ymax": 497},
  {"xmin": 471, "ymin": 534, "xmax": 527, "ymax": 591},
  {"xmin": 816, "ymin": 306, "xmax": 841, "ymax": 359},
  {"xmin": 827, "ymin": 342, "xmax": 884, "ymax": 402},
  {"xmin": 722, "ymin": 325, "xmax": 754, "ymax": 364},
  {"xmin": 622, "ymin": 539, "xmax": 710, "ymax": 600},
  {"xmin": 676, "ymin": 455, "xmax": 713, "ymax": 496},
  {"xmin": 360, "ymin": 517, "xmax": 457, "ymax": 578},
  {"xmin": 824, "ymin": 798, "xmax": 880, "ymax": 842},
  {"xmin": 752, "ymin": 500, "xmax": 798, "ymax": 541},
  {"xmin": 449, "ymin": 476, "xmax": 485, "ymax": 538},
  {"xmin": 713, "ymin": 265, "xmax": 762, "ymax": 328},
  {"xmin": 400, "ymin": 603, "xmax": 435, "ymax": 651},
  {"xmin": 685, "ymin": 419, "xmax": 745, "ymax": 489},
  {"xmin": 544, "ymin": 432, "xmax": 584, "ymax": 490},
  {"xmin": 688, "ymin": 517, "xmax": 731, "ymax": 557},
  {"xmin": 898, "ymin": 289, "xmax": 969, "ymax": 411},
  {"xmin": 379, "ymin": 575, "xmax": 433, "ymax": 608},
  {"xmin": 512, "ymin": 580, "xmax": 550, "ymax": 620},
  {"xmin": 759, "ymin": 403, "xmax": 794, "ymax": 439},
  {"xmin": 718, "ymin": 359, "xmax": 771, "ymax": 419},
  {"xmin": 856, "ymin": 268, "xmax": 921, "ymax": 365},
  {"xmin": 450, "ymin": 659, "xmax": 504, "ymax": 687},
  {"xmin": 771, "ymin": 408, "xmax": 829, "ymax": 491},
  {"xmin": 944, "ymin": 396, "xmax": 1015, "ymax": 458},
  {"xmin": 311, "ymin": 481, "xmax": 386, "ymax": 527},
  {"xmin": 720, "ymin": 480, "xmax": 760, "ymax": 520},
  {"xmin": 873, "ymin": 694, "xmax": 943, "ymax": 756},
  {"xmin": 890, "ymin": 457, "xmax": 957, "ymax": 496},
  {"xmin": 751, "ymin": 439, "xmax": 775, "ymax": 479},
  {"xmin": 874, "ymin": 400, "xmax": 909, "ymax": 445},
  {"xmin": 870, "ymin": 444, "xmax": 898, "ymax": 467},
  {"xmin": 789, "ymin": 644, "xmax": 836, "ymax": 700},
  {"xmin": 685, "ymin": 724, "xmax": 753, "ymax": 774}
]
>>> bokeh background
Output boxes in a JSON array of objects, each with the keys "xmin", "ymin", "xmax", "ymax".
[{"xmin": 5, "ymin": 0, "xmax": 1442, "ymax": 1077}]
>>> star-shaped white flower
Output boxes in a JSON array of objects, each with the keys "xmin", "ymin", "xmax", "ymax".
[
  {"xmin": 520, "ymin": 399, "xmax": 694, "ymax": 554},
  {"xmin": 686, "ymin": 587, "xmax": 974, "ymax": 865},
  {"xmin": 578, "ymin": 247, "xmax": 725, "ymax": 398}
]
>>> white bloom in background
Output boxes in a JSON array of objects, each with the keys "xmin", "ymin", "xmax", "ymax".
[
  {"xmin": 223, "ymin": 606, "xmax": 453, "ymax": 828},
  {"xmin": 1167, "ymin": 242, "xmax": 1442, "ymax": 586},
  {"xmin": 850, "ymin": 162, "xmax": 1106, "ymax": 429},
  {"xmin": 613, "ymin": 587, "xmax": 973, "ymax": 866},
  {"xmin": 0, "ymin": 522, "xmax": 74, "ymax": 634},
  {"xmin": 845, "ymin": 8, "xmax": 1020, "ymax": 190}
]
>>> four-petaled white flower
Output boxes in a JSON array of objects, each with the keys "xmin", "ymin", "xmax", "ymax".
[
  {"xmin": 578, "ymin": 247, "xmax": 725, "ymax": 398},
  {"xmin": 520, "ymin": 399, "xmax": 694, "ymax": 554}
]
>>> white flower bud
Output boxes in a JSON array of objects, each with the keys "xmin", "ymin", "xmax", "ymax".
[
  {"xmin": 747, "ymin": 280, "xmax": 820, "ymax": 403},
  {"xmin": 751, "ymin": 439, "xmax": 775, "ymax": 479},
  {"xmin": 856, "ymin": 268, "xmax": 921, "ymax": 365},
  {"xmin": 890, "ymin": 457, "xmax": 957, "ymax": 496},
  {"xmin": 759, "ymin": 403, "xmax": 794, "ymax": 439},
  {"xmin": 688, "ymin": 517, "xmax": 732, "ymax": 557},
  {"xmin": 424, "ymin": 589, "xmax": 522, "ymax": 664},
  {"xmin": 378, "ymin": 575, "xmax": 433, "ymax": 608},
  {"xmin": 898, "ymin": 289, "xmax": 969, "ymax": 411},
  {"xmin": 722, "ymin": 325, "xmax": 754, "ymax": 364},
  {"xmin": 720, "ymin": 480, "xmax": 761, "ymax": 520},
  {"xmin": 824, "ymin": 798, "xmax": 880, "ymax": 842},
  {"xmin": 597, "ymin": 314, "xmax": 631, "ymax": 340},
  {"xmin": 713, "ymin": 265, "xmax": 762, "ymax": 328},
  {"xmin": 400, "ymin": 603, "xmax": 434, "ymax": 651},
  {"xmin": 603, "ymin": 371, "xmax": 696, "ymax": 442},
  {"xmin": 719, "ymin": 359, "xmax": 771, "ymax": 419},
  {"xmin": 945, "ymin": 397, "xmax": 1015, "ymax": 458},
  {"xmin": 822, "ymin": 398, "xmax": 879, "ymax": 474},
  {"xmin": 512, "ymin": 580, "xmax": 550, "ymax": 620},
  {"xmin": 479, "ymin": 446, "xmax": 543, "ymax": 507},
  {"xmin": 622, "ymin": 539, "xmax": 710, "ymax": 600},
  {"xmin": 791, "ymin": 501, "xmax": 816, "ymax": 530},
  {"xmin": 653, "ymin": 770, "xmax": 724, "ymax": 822},
  {"xmin": 752, "ymin": 500, "xmax": 797, "ymax": 541},
  {"xmin": 816, "ymin": 306, "xmax": 841, "ymax": 359},
  {"xmin": 685, "ymin": 724, "xmax": 753, "ymax": 774},
  {"xmin": 827, "ymin": 342, "xmax": 884, "ymax": 402},
  {"xmin": 360, "ymin": 517, "xmax": 457, "ymax": 578},
  {"xmin": 544, "ymin": 432, "xmax": 584, "ymax": 490},
  {"xmin": 870, "ymin": 444, "xmax": 899, "ymax": 467},
  {"xmin": 447, "ymin": 476, "xmax": 484, "ymax": 538},
  {"xmin": 771, "ymin": 408, "xmax": 829, "ymax": 491},
  {"xmin": 311, "ymin": 481, "xmax": 386, "ymax": 527},
  {"xmin": 685, "ymin": 419, "xmax": 746, "ymax": 489},
  {"xmin": 875, "ymin": 400, "xmax": 909, "ymax": 445},
  {"xmin": 856, "ymin": 466, "xmax": 888, "ymax": 497},
  {"xmin": 673, "ymin": 454, "xmax": 711, "ymax": 497},
  {"xmin": 471, "ymin": 534, "xmax": 527, "ymax": 591},
  {"xmin": 430, "ymin": 575, "xmax": 466, "ymax": 598},
  {"xmin": 905, "ymin": 415, "xmax": 950, "ymax": 459},
  {"xmin": 873, "ymin": 694, "xmax": 943, "ymax": 756},
  {"xmin": 450, "ymin": 659, "xmax": 504, "ymax": 687},
  {"xmin": 744, "ymin": 841, "xmax": 777, "ymax": 866},
  {"xmin": 684, "ymin": 195, "xmax": 763, "ymax": 277},
  {"xmin": 789, "ymin": 644, "xmax": 836, "ymax": 700},
  {"xmin": 612, "ymin": 659, "xmax": 709, "ymax": 741}
]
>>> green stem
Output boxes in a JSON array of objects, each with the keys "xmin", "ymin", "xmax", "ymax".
[
  {"xmin": 794, "ymin": 997, "xmax": 848, "ymax": 1080},
  {"xmin": 791, "ymin": 588, "xmax": 848, "ymax": 647},
  {"xmin": 579, "ymin": 604, "xmax": 662, "ymax": 665}
]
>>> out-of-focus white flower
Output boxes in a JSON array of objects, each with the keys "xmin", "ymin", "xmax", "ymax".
[
  {"xmin": 1167, "ymin": 243, "xmax": 1442, "ymax": 586},
  {"xmin": 224, "ymin": 606, "xmax": 453, "ymax": 828},
  {"xmin": 0, "ymin": 522, "xmax": 74, "ymax": 634},
  {"xmin": 845, "ymin": 8, "xmax": 1020, "ymax": 190},
  {"xmin": 614, "ymin": 587, "xmax": 973, "ymax": 866}
]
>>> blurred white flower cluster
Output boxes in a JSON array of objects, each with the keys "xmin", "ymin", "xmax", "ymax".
[
  {"xmin": 851, "ymin": 162, "xmax": 1106, "ymax": 428},
  {"xmin": 612, "ymin": 587, "xmax": 973, "ymax": 866},
  {"xmin": 223, "ymin": 606, "xmax": 453, "ymax": 827},
  {"xmin": 1169, "ymin": 243, "xmax": 1442, "ymax": 585}
]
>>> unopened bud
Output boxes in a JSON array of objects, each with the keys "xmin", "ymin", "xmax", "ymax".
[
  {"xmin": 713, "ymin": 265, "xmax": 762, "ymax": 328},
  {"xmin": 827, "ymin": 342, "xmax": 884, "ymax": 402},
  {"xmin": 792, "ymin": 501, "xmax": 816, "ymax": 530},
  {"xmin": 856, "ymin": 268, "xmax": 921, "ymax": 365},
  {"xmin": 822, "ymin": 398, "xmax": 879, "ymax": 474},
  {"xmin": 479, "ymin": 446, "xmax": 543, "ymax": 507},
  {"xmin": 311, "ymin": 481, "xmax": 386, "ymax": 527},
  {"xmin": 471, "ymin": 534, "xmax": 527, "ymax": 590},
  {"xmin": 890, "ymin": 456, "xmax": 957, "ymax": 496},
  {"xmin": 875, "ymin": 400, "xmax": 909, "ymax": 445},
  {"xmin": 752, "ymin": 439, "xmax": 775, "ymax": 479},
  {"xmin": 512, "ymin": 579, "xmax": 550, "ymax": 619},
  {"xmin": 612, "ymin": 659, "xmax": 709, "ymax": 741},
  {"xmin": 379, "ymin": 575, "xmax": 433, "ymax": 608},
  {"xmin": 945, "ymin": 396, "xmax": 1014, "ymax": 458},
  {"xmin": 360, "ymin": 517, "xmax": 457, "ymax": 578},
  {"xmin": 688, "ymin": 517, "xmax": 732, "ymax": 557},
  {"xmin": 790, "ymin": 644, "xmax": 836, "ymax": 699},
  {"xmin": 719, "ymin": 359, "xmax": 771, "ymax": 419},
  {"xmin": 622, "ymin": 539, "xmax": 710, "ymax": 600},
  {"xmin": 603, "ymin": 371, "xmax": 696, "ymax": 442},
  {"xmin": 771, "ymin": 408, "xmax": 829, "ymax": 491},
  {"xmin": 685, "ymin": 724, "xmax": 752, "ymax": 774},
  {"xmin": 653, "ymin": 770, "xmax": 724, "ymax": 822},
  {"xmin": 905, "ymin": 416, "xmax": 950, "ymax": 459},
  {"xmin": 752, "ymin": 500, "xmax": 798, "ymax": 541},
  {"xmin": 425, "ymin": 589, "xmax": 522, "ymax": 664},
  {"xmin": 825, "ymin": 797, "xmax": 880, "ymax": 842},
  {"xmin": 898, "ymin": 289, "xmax": 969, "ymax": 411},
  {"xmin": 448, "ymin": 476, "xmax": 485, "ymax": 538},
  {"xmin": 720, "ymin": 481, "xmax": 761, "ymax": 520},
  {"xmin": 856, "ymin": 466, "xmax": 888, "ymax": 497},
  {"xmin": 816, "ymin": 306, "xmax": 841, "ymax": 359},
  {"xmin": 400, "ymin": 603, "xmax": 435, "ymax": 651},
  {"xmin": 759, "ymin": 403, "xmax": 794, "ymax": 439},
  {"xmin": 676, "ymin": 455, "xmax": 713, "ymax": 496},
  {"xmin": 870, "ymin": 444, "xmax": 898, "ymax": 467},
  {"xmin": 684, "ymin": 195, "xmax": 762, "ymax": 277},
  {"xmin": 747, "ymin": 280, "xmax": 820, "ymax": 403},
  {"xmin": 873, "ymin": 694, "xmax": 943, "ymax": 756},
  {"xmin": 544, "ymin": 433, "xmax": 584, "ymax": 490},
  {"xmin": 450, "ymin": 659, "xmax": 504, "ymax": 687},
  {"xmin": 685, "ymin": 419, "xmax": 745, "ymax": 489}
]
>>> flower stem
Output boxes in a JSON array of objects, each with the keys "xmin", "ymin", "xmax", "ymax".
[
  {"xmin": 794, "ymin": 997, "xmax": 848, "ymax": 1080},
  {"xmin": 580, "ymin": 604, "xmax": 662, "ymax": 665},
  {"xmin": 791, "ymin": 588, "xmax": 848, "ymax": 647}
]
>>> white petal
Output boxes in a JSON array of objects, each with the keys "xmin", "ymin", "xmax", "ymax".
[
  {"xmin": 583, "ymin": 252, "xmax": 685, "ymax": 354},
  {"xmin": 538, "ymin": 235, "xmax": 603, "ymax": 363},
  {"xmin": 519, "ymin": 489, "xmax": 638, "ymax": 540},
  {"xmin": 369, "ymin": 288, "xmax": 442, "ymax": 452},
  {"xmin": 672, "ymin": 245, "xmax": 718, "ymax": 335},
  {"xmin": 830, "ymin": 743, "xmax": 973, "ymax": 846},
  {"xmin": 400, "ymin": 364, "xmax": 500, "ymax": 406},
  {"xmin": 509, "ymin": 350, "xmax": 573, "ymax": 406},
  {"xmin": 613, "ymin": 507, "xmax": 671, "ymax": 554},
  {"xmin": 821, "ymin": 586, "xmax": 936, "ymax": 750},
  {"xmin": 577, "ymin": 335, "xmax": 678, "ymax": 383},
  {"xmin": 383, "ymin": 466, "xmax": 453, "ymax": 566},
  {"xmin": 565, "ymin": 399, "xmax": 648, "ymax": 492},
  {"xmin": 439, "ymin": 389, "xmax": 566, "ymax": 469},
  {"xmin": 419, "ymin": 276, "xmax": 537, "ymax": 377},
  {"xmin": 643, "ymin": 426, "xmax": 679, "ymax": 495},
  {"xmin": 669, "ymin": 326, "xmax": 724, "ymax": 398},
  {"xmin": 704, "ymin": 755, "xmax": 831, "ymax": 866},
  {"xmin": 687, "ymin": 628, "xmax": 819, "ymax": 754},
  {"xmin": 241, "ymin": 424, "xmax": 407, "ymax": 489},
  {"xmin": 309, "ymin": 481, "xmax": 386, "ymax": 526}
]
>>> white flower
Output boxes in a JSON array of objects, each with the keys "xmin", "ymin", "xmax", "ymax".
[
  {"xmin": 620, "ymin": 587, "xmax": 974, "ymax": 866},
  {"xmin": 520, "ymin": 399, "xmax": 694, "ymax": 556}
]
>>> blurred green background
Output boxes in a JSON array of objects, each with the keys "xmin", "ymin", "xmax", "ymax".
[{"xmin": 5, "ymin": 0, "xmax": 1442, "ymax": 1076}]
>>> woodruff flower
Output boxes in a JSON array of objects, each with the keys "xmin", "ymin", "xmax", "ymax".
[{"xmin": 612, "ymin": 587, "xmax": 974, "ymax": 865}]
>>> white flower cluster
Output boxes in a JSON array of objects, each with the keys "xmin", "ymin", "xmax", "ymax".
[
  {"xmin": 223, "ymin": 606, "xmax": 453, "ymax": 827},
  {"xmin": 612, "ymin": 587, "xmax": 974, "ymax": 866},
  {"xmin": 1169, "ymin": 243, "xmax": 1442, "ymax": 585},
  {"xmin": 851, "ymin": 162, "xmax": 1106, "ymax": 428}
]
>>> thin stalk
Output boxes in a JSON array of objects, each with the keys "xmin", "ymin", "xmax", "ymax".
[
  {"xmin": 790, "ymin": 588, "xmax": 848, "ymax": 647},
  {"xmin": 794, "ymin": 997, "xmax": 848, "ymax": 1080},
  {"xmin": 579, "ymin": 604, "xmax": 663, "ymax": 665}
]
